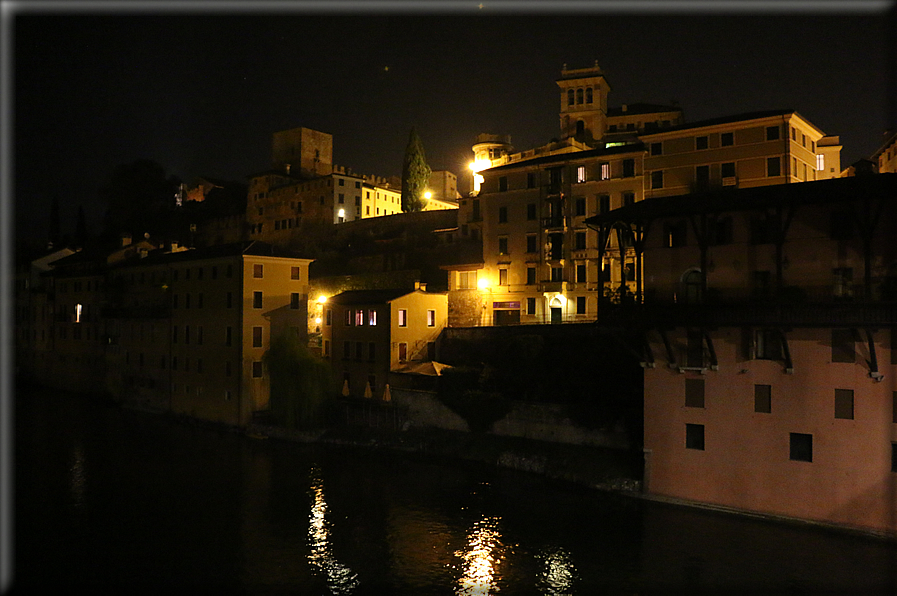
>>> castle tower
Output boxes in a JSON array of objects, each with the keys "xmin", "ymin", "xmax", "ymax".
[
  {"xmin": 556, "ymin": 61, "xmax": 610, "ymax": 144},
  {"xmin": 469, "ymin": 133, "xmax": 513, "ymax": 194},
  {"xmin": 271, "ymin": 127, "xmax": 333, "ymax": 178}
]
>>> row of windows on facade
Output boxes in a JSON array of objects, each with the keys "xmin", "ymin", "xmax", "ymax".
[
  {"xmin": 331, "ymin": 308, "xmax": 437, "ymax": 328},
  {"xmin": 56, "ymin": 263, "xmax": 235, "ymax": 294},
  {"xmin": 493, "ymin": 262, "xmax": 617, "ymax": 287},
  {"xmin": 681, "ymin": 378, "xmax": 897, "ymax": 423},
  {"xmin": 662, "ymin": 207, "xmax": 863, "ymax": 250},
  {"xmin": 126, "ymin": 356, "xmax": 267, "ymax": 383},
  {"xmin": 566, "ymin": 87, "xmax": 595, "ymax": 106},
  {"xmin": 491, "ymin": 194, "xmax": 635, "ymax": 228},
  {"xmin": 683, "ymin": 424, "xmax": 897, "ymax": 471},
  {"xmin": 171, "ymin": 290, "xmax": 302, "ymax": 310},
  {"xmin": 321, "ymin": 339, "xmax": 430, "ymax": 363},
  {"xmin": 648, "ymin": 125, "xmax": 818, "ymax": 155}
]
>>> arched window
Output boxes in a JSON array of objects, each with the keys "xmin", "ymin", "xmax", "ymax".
[
  {"xmin": 586, "ymin": 87, "xmax": 593, "ymax": 103},
  {"xmin": 567, "ymin": 89, "xmax": 574, "ymax": 106},
  {"xmin": 576, "ymin": 88, "xmax": 584, "ymax": 104}
]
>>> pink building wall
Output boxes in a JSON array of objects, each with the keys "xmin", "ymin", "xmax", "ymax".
[{"xmin": 644, "ymin": 327, "xmax": 897, "ymax": 536}]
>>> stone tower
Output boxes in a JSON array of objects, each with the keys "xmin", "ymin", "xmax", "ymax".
[
  {"xmin": 271, "ymin": 127, "xmax": 333, "ymax": 178},
  {"xmin": 556, "ymin": 61, "xmax": 610, "ymax": 145}
]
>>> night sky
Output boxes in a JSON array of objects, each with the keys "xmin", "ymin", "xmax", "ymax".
[{"xmin": 10, "ymin": 2, "xmax": 896, "ymax": 244}]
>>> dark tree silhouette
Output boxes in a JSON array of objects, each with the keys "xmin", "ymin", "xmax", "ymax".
[{"xmin": 401, "ymin": 127, "xmax": 431, "ymax": 212}]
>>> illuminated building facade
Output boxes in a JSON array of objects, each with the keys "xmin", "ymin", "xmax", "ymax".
[
  {"xmin": 587, "ymin": 174, "xmax": 897, "ymax": 537},
  {"xmin": 321, "ymin": 284, "xmax": 447, "ymax": 399},
  {"xmin": 453, "ymin": 63, "xmax": 843, "ymax": 326}
]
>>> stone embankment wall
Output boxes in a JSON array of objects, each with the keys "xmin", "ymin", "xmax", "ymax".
[{"xmin": 390, "ymin": 388, "xmax": 631, "ymax": 450}]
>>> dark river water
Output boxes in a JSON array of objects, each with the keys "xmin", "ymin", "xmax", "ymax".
[{"xmin": 12, "ymin": 384, "xmax": 897, "ymax": 594}]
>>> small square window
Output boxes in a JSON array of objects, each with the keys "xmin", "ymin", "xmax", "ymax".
[
  {"xmin": 721, "ymin": 132, "xmax": 734, "ymax": 146},
  {"xmin": 253, "ymin": 264, "xmax": 263, "ymax": 278},
  {"xmin": 695, "ymin": 136, "xmax": 708, "ymax": 150},
  {"xmin": 685, "ymin": 378, "xmax": 705, "ymax": 408},
  {"xmin": 754, "ymin": 384, "xmax": 771, "ymax": 413},
  {"xmin": 790, "ymin": 433, "xmax": 812, "ymax": 462},
  {"xmin": 291, "ymin": 266, "xmax": 301, "ymax": 280},
  {"xmin": 834, "ymin": 389, "xmax": 854, "ymax": 420},
  {"xmin": 686, "ymin": 424, "xmax": 705, "ymax": 450},
  {"xmin": 650, "ymin": 142, "xmax": 662, "ymax": 156},
  {"xmin": 766, "ymin": 125, "xmax": 780, "ymax": 141}
]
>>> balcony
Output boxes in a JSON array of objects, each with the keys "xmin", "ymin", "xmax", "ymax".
[
  {"xmin": 540, "ymin": 280, "xmax": 567, "ymax": 293},
  {"xmin": 542, "ymin": 217, "xmax": 566, "ymax": 232}
]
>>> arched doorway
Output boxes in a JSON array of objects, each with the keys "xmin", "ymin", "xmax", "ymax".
[
  {"xmin": 681, "ymin": 269, "xmax": 704, "ymax": 304},
  {"xmin": 549, "ymin": 295, "xmax": 565, "ymax": 324}
]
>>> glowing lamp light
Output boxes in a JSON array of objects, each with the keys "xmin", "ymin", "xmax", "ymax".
[
  {"xmin": 469, "ymin": 159, "xmax": 492, "ymax": 173},
  {"xmin": 315, "ymin": 317, "xmax": 322, "ymax": 325},
  {"xmin": 423, "ymin": 191, "xmax": 432, "ymax": 200},
  {"xmin": 477, "ymin": 277, "xmax": 490, "ymax": 290},
  {"xmin": 316, "ymin": 295, "xmax": 328, "ymax": 304},
  {"xmin": 338, "ymin": 208, "xmax": 345, "ymax": 218}
]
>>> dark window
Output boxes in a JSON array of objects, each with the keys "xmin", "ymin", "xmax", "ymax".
[
  {"xmin": 527, "ymin": 173, "xmax": 536, "ymax": 188},
  {"xmin": 527, "ymin": 267, "xmax": 536, "ymax": 285},
  {"xmin": 252, "ymin": 326, "xmax": 262, "ymax": 348},
  {"xmin": 575, "ymin": 231, "xmax": 587, "ymax": 250},
  {"xmin": 527, "ymin": 203, "xmax": 536, "ymax": 220},
  {"xmin": 368, "ymin": 342, "xmax": 376, "ymax": 361},
  {"xmin": 650, "ymin": 142, "xmax": 662, "ymax": 156},
  {"xmin": 225, "ymin": 326, "xmax": 232, "ymax": 347},
  {"xmin": 766, "ymin": 125, "xmax": 780, "ymax": 141},
  {"xmin": 551, "ymin": 267, "xmax": 563, "ymax": 282},
  {"xmin": 253, "ymin": 264, "xmax": 263, "ymax": 278},
  {"xmin": 622, "ymin": 159, "xmax": 635, "ymax": 177},
  {"xmin": 253, "ymin": 291, "xmax": 263, "ymax": 309},
  {"xmin": 291, "ymin": 266, "xmax": 301, "ymax": 280},
  {"xmin": 355, "ymin": 342, "xmax": 363, "ymax": 361},
  {"xmin": 721, "ymin": 162, "xmax": 736, "ymax": 179},
  {"xmin": 686, "ymin": 329, "xmax": 704, "ymax": 367},
  {"xmin": 767, "ymin": 157, "xmax": 781, "ymax": 177},
  {"xmin": 252, "ymin": 362, "xmax": 263, "ymax": 378},
  {"xmin": 622, "ymin": 192, "xmax": 635, "ymax": 207},
  {"xmin": 755, "ymin": 329, "xmax": 782, "ymax": 360},
  {"xmin": 651, "ymin": 171, "xmax": 664, "ymax": 189},
  {"xmin": 575, "ymin": 197, "xmax": 586, "ymax": 217},
  {"xmin": 599, "ymin": 195, "xmax": 610, "ymax": 214},
  {"xmin": 834, "ymin": 389, "xmax": 854, "ymax": 420},
  {"xmin": 291, "ymin": 293, "xmax": 300, "ymax": 309},
  {"xmin": 686, "ymin": 424, "xmax": 705, "ymax": 450},
  {"xmin": 832, "ymin": 329, "xmax": 856, "ymax": 363},
  {"xmin": 695, "ymin": 136, "xmax": 709, "ymax": 150},
  {"xmin": 226, "ymin": 292, "xmax": 233, "ymax": 308},
  {"xmin": 892, "ymin": 444, "xmax": 897, "ymax": 473},
  {"xmin": 343, "ymin": 341, "xmax": 351, "ymax": 360},
  {"xmin": 664, "ymin": 221, "xmax": 687, "ymax": 248},
  {"xmin": 754, "ymin": 384, "xmax": 772, "ymax": 413},
  {"xmin": 498, "ymin": 206, "xmax": 508, "ymax": 223},
  {"xmin": 790, "ymin": 433, "xmax": 812, "ymax": 462},
  {"xmin": 498, "ymin": 237, "xmax": 509, "ymax": 255},
  {"xmin": 695, "ymin": 165, "xmax": 710, "ymax": 188},
  {"xmin": 685, "ymin": 378, "xmax": 705, "ymax": 407},
  {"xmin": 526, "ymin": 297, "xmax": 536, "ymax": 315},
  {"xmin": 499, "ymin": 177, "xmax": 508, "ymax": 192},
  {"xmin": 526, "ymin": 235, "xmax": 537, "ymax": 253},
  {"xmin": 576, "ymin": 263, "xmax": 586, "ymax": 282},
  {"xmin": 721, "ymin": 132, "xmax": 734, "ymax": 146},
  {"xmin": 499, "ymin": 268, "xmax": 508, "ymax": 286}
]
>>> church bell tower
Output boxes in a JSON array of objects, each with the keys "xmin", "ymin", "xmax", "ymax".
[{"xmin": 556, "ymin": 61, "xmax": 610, "ymax": 145}]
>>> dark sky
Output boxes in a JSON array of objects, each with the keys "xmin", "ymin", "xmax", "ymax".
[{"xmin": 10, "ymin": 2, "xmax": 896, "ymax": 243}]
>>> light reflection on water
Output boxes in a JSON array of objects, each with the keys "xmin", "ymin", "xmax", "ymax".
[
  {"xmin": 307, "ymin": 467, "xmax": 359, "ymax": 594},
  {"xmin": 68, "ymin": 443, "xmax": 86, "ymax": 508},
  {"xmin": 453, "ymin": 515, "xmax": 508, "ymax": 595},
  {"xmin": 534, "ymin": 546, "xmax": 578, "ymax": 595}
]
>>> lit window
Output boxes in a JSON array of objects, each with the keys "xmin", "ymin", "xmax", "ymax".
[
  {"xmin": 369, "ymin": 310, "xmax": 377, "ymax": 326},
  {"xmin": 600, "ymin": 163, "xmax": 610, "ymax": 180},
  {"xmin": 816, "ymin": 154, "xmax": 824, "ymax": 170},
  {"xmin": 355, "ymin": 309, "xmax": 365, "ymax": 326},
  {"xmin": 576, "ymin": 166, "xmax": 586, "ymax": 183},
  {"xmin": 398, "ymin": 309, "xmax": 407, "ymax": 327},
  {"xmin": 427, "ymin": 310, "xmax": 436, "ymax": 327},
  {"xmin": 74, "ymin": 303, "xmax": 82, "ymax": 323}
]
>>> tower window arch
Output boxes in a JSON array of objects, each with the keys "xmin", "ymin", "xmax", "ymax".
[
  {"xmin": 567, "ymin": 89, "xmax": 574, "ymax": 106},
  {"xmin": 586, "ymin": 87, "xmax": 593, "ymax": 103},
  {"xmin": 576, "ymin": 89, "xmax": 584, "ymax": 104}
]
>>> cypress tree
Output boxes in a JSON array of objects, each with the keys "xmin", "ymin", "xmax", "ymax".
[{"xmin": 401, "ymin": 127, "xmax": 431, "ymax": 212}]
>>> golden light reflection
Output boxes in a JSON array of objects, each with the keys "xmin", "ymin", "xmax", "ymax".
[
  {"xmin": 68, "ymin": 443, "xmax": 86, "ymax": 507},
  {"xmin": 453, "ymin": 515, "xmax": 506, "ymax": 595},
  {"xmin": 307, "ymin": 470, "xmax": 359, "ymax": 594},
  {"xmin": 535, "ymin": 546, "xmax": 578, "ymax": 594}
]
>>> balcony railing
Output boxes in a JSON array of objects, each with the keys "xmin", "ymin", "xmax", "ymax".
[{"xmin": 542, "ymin": 217, "xmax": 565, "ymax": 231}]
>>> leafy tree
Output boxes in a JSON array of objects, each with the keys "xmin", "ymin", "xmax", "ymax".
[
  {"xmin": 401, "ymin": 127, "xmax": 431, "ymax": 212},
  {"xmin": 263, "ymin": 331, "xmax": 333, "ymax": 429}
]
